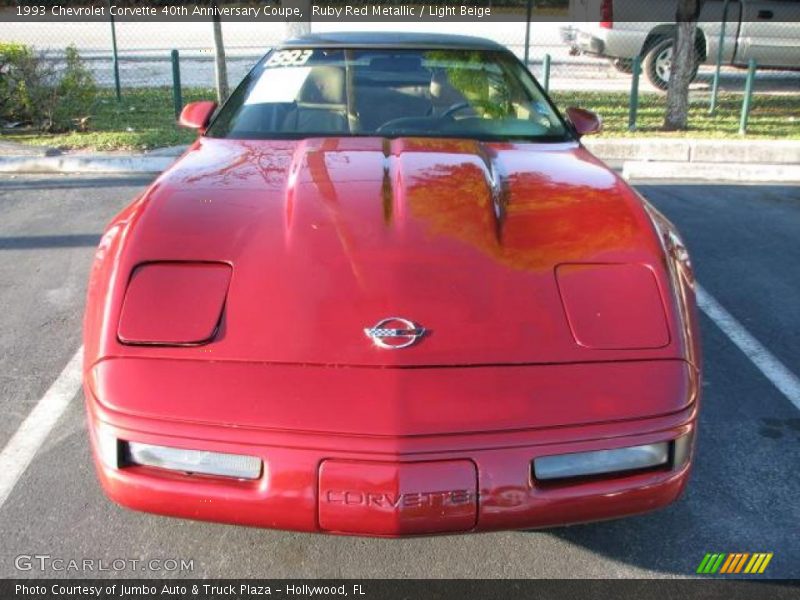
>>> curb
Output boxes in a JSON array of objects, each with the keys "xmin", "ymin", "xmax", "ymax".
[
  {"xmin": 1, "ymin": 139, "xmax": 799, "ymax": 183},
  {"xmin": 583, "ymin": 138, "xmax": 800, "ymax": 165},
  {"xmin": 622, "ymin": 161, "xmax": 800, "ymax": 183},
  {"xmin": 0, "ymin": 155, "xmax": 176, "ymax": 174}
]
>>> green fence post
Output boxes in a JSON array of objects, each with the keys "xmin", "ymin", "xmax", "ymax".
[
  {"xmin": 108, "ymin": 2, "xmax": 121, "ymax": 101},
  {"xmin": 542, "ymin": 53, "xmax": 551, "ymax": 93},
  {"xmin": 739, "ymin": 58, "xmax": 756, "ymax": 135},
  {"xmin": 710, "ymin": 0, "xmax": 731, "ymax": 114},
  {"xmin": 171, "ymin": 49, "xmax": 183, "ymax": 119},
  {"xmin": 523, "ymin": 0, "xmax": 533, "ymax": 66},
  {"xmin": 628, "ymin": 55, "xmax": 641, "ymax": 132}
]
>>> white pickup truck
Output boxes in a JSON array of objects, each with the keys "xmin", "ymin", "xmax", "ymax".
[{"xmin": 568, "ymin": 0, "xmax": 800, "ymax": 89}]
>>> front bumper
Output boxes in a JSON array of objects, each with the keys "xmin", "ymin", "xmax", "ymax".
[
  {"xmin": 85, "ymin": 386, "xmax": 697, "ymax": 536},
  {"xmin": 575, "ymin": 31, "xmax": 606, "ymax": 56}
]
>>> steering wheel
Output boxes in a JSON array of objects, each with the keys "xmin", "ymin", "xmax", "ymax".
[
  {"xmin": 374, "ymin": 99, "xmax": 499, "ymax": 134},
  {"xmin": 439, "ymin": 99, "xmax": 497, "ymax": 120},
  {"xmin": 375, "ymin": 117, "xmax": 431, "ymax": 135}
]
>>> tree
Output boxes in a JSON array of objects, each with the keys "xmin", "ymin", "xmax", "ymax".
[
  {"xmin": 285, "ymin": 0, "xmax": 312, "ymax": 38},
  {"xmin": 663, "ymin": 0, "xmax": 704, "ymax": 130},
  {"xmin": 211, "ymin": 2, "xmax": 229, "ymax": 103}
]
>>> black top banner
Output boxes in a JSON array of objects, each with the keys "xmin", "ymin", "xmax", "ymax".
[
  {"xmin": 3, "ymin": 579, "xmax": 800, "ymax": 600},
  {"xmin": 2, "ymin": 0, "xmax": 800, "ymax": 22}
]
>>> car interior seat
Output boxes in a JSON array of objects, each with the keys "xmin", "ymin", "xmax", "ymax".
[
  {"xmin": 429, "ymin": 69, "xmax": 471, "ymax": 117},
  {"xmin": 282, "ymin": 66, "xmax": 350, "ymax": 133}
]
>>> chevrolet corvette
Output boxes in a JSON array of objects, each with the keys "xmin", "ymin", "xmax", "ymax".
[{"xmin": 83, "ymin": 33, "xmax": 701, "ymax": 536}]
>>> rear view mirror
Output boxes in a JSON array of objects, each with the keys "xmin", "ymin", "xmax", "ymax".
[
  {"xmin": 178, "ymin": 101, "xmax": 217, "ymax": 132},
  {"xmin": 565, "ymin": 107, "xmax": 602, "ymax": 137}
]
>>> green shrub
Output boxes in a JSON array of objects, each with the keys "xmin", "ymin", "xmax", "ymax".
[
  {"xmin": 0, "ymin": 42, "xmax": 45, "ymax": 124},
  {"xmin": 0, "ymin": 42, "xmax": 97, "ymax": 132},
  {"xmin": 49, "ymin": 46, "xmax": 98, "ymax": 131}
]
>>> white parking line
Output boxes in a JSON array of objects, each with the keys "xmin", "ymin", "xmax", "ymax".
[
  {"xmin": 0, "ymin": 346, "xmax": 83, "ymax": 510},
  {"xmin": 697, "ymin": 285, "xmax": 800, "ymax": 412}
]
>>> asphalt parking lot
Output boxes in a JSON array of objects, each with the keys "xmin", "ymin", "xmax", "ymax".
[{"xmin": 0, "ymin": 174, "xmax": 797, "ymax": 579}]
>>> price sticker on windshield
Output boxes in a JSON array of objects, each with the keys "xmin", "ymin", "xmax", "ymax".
[{"xmin": 265, "ymin": 49, "xmax": 314, "ymax": 68}]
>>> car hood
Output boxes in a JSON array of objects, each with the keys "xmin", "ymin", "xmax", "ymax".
[{"xmin": 107, "ymin": 136, "xmax": 681, "ymax": 367}]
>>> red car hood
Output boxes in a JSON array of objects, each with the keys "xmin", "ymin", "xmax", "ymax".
[{"xmin": 107, "ymin": 136, "xmax": 681, "ymax": 367}]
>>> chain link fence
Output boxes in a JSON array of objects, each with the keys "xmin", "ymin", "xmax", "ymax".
[
  {"xmin": 1, "ymin": 7, "xmax": 798, "ymax": 137},
  {"xmin": 1, "ymin": 20, "xmax": 612, "ymax": 90}
]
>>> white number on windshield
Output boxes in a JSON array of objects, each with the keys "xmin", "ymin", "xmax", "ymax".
[{"xmin": 265, "ymin": 49, "xmax": 314, "ymax": 68}]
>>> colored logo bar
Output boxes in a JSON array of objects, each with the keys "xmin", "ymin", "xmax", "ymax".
[{"xmin": 697, "ymin": 553, "xmax": 773, "ymax": 574}]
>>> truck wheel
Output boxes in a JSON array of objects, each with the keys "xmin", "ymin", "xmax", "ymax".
[
  {"xmin": 611, "ymin": 58, "xmax": 634, "ymax": 74},
  {"xmin": 643, "ymin": 38, "xmax": 699, "ymax": 91}
]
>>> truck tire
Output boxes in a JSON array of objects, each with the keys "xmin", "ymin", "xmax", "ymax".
[
  {"xmin": 643, "ymin": 37, "xmax": 700, "ymax": 91},
  {"xmin": 611, "ymin": 58, "xmax": 634, "ymax": 74}
]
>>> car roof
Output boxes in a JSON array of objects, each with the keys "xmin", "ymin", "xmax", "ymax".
[{"xmin": 279, "ymin": 32, "xmax": 506, "ymax": 52}]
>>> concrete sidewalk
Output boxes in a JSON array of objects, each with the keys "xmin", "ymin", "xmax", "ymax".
[{"xmin": 1, "ymin": 138, "xmax": 799, "ymax": 182}]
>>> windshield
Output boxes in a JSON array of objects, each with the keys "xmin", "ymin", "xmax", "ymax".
[{"xmin": 206, "ymin": 48, "xmax": 570, "ymax": 142}]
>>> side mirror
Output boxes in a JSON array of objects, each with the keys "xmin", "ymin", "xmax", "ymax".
[
  {"xmin": 565, "ymin": 107, "xmax": 602, "ymax": 137},
  {"xmin": 178, "ymin": 101, "xmax": 217, "ymax": 132}
]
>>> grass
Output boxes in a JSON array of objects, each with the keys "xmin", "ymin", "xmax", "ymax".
[
  {"xmin": 5, "ymin": 87, "xmax": 215, "ymax": 152},
  {"xmin": 3, "ymin": 86, "xmax": 798, "ymax": 152},
  {"xmin": 552, "ymin": 90, "xmax": 800, "ymax": 139}
]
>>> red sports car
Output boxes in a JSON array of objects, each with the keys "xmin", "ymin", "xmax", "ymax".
[{"xmin": 83, "ymin": 33, "xmax": 701, "ymax": 536}]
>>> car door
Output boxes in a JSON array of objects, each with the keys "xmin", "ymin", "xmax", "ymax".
[{"xmin": 735, "ymin": 0, "xmax": 800, "ymax": 67}]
